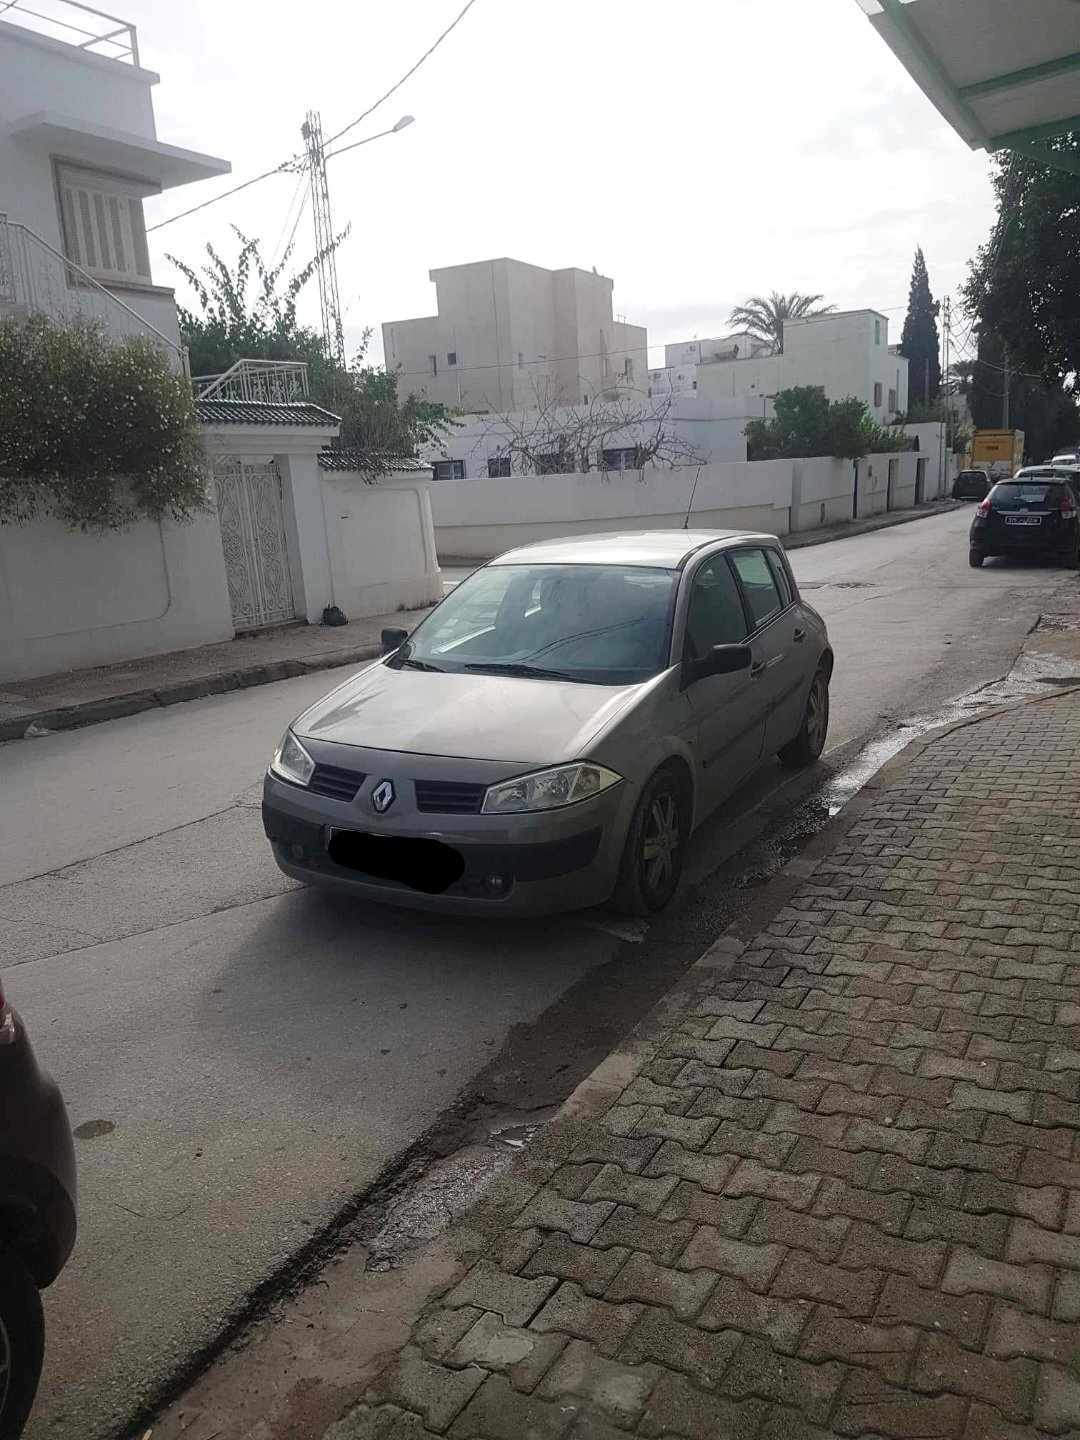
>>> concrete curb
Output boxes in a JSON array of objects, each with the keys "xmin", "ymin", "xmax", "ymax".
[{"xmin": 0, "ymin": 643, "xmax": 383, "ymax": 743}]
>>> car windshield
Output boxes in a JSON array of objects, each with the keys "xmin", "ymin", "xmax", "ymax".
[{"xmin": 392, "ymin": 562, "xmax": 679, "ymax": 684}]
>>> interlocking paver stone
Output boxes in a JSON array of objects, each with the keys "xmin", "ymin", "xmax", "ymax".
[{"xmin": 325, "ymin": 692, "xmax": 1080, "ymax": 1440}]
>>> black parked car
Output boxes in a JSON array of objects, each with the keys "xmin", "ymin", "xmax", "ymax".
[
  {"xmin": 952, "ymin": 468, "xmax": 991, "ymax": 500},
  {"xmin": 0, "ymin": 977, "xmax": 76, "ymax": 1439},
  {"xmin": 969, "ymin": 476, "xmax": 1080, "ymax": 569}
]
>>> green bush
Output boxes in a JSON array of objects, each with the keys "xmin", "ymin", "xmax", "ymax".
[
  {"xmin": 745, "ymin": 386, "xmax": 913, "ymax": 462},
  {"xmin": 0, "ymin": 316, "xmax": 208, "ymax": 529}
]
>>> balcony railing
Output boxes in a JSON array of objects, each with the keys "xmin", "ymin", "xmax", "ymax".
[
  {"xmin": 0, "ymin": 0, "xmax": 139, "ymax": 64},
  {"xmin": 193, "ymin": 360, "xmax": 311, "ymax": 404},
  {"xmin": 0, "ymin": 215, "xmax": 185, "ymax": 368}
]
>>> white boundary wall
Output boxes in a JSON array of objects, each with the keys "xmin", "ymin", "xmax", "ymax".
[{"xmin": 431, "ymin": 453, "xmax": 919, "ymax": 559}]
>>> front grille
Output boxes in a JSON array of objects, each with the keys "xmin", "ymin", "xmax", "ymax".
[
  {"xmin": 309, "ymin": 763, "xmax": 365, "ymax": 802},
  {"xmin": 414, "ymin": 780, "xmax": 486, "ymax": 814}
]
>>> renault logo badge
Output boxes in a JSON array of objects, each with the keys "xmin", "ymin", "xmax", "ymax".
[{"xmin": 371, "ymin": 779, "xmax": 395, "ymax": 814}]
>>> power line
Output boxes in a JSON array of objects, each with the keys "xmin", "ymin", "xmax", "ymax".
[
  {"xmin": 269, "ymin": 170, "xmax": 308, "ymax": 267},
  {"xmin": 324, "ymin": 0, "xmax": 480, "ymax": 147},
  {"xmin": 147, "ymin": 158, "xmax": 295, "ymax": 234},
  {"xmin": 148, "ymin": 0, "xmax": 481, "ymax": 236}
]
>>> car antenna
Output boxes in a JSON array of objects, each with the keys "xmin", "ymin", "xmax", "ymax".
[{"xmin": 682, "ymin": 467, "xmax": 703, "ymax": 529}]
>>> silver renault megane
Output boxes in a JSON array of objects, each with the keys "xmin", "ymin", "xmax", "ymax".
[{"xmin": 262, "ymin": 530, "xmax": 832, "ymax": 916}]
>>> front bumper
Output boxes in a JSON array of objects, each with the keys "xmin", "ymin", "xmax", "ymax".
[{"xmin": 262, "ymin": 743, "xmax": 636, "ymax": 916}]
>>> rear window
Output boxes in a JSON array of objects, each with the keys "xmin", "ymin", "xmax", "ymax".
[
  {"xmin": 958, "ymin": 471, "xmax": 986, "ymax": 481},
  {"xmin": 992, "ymin": 482, "xmax": 1060, "ymax": 504}
]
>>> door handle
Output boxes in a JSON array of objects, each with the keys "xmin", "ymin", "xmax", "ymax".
[
  {"xmin": 749, "ymin": 660, "xmax": 766, "ymax": 679},
  {"xmin": 793, "ymin": 627, "xmax": 807, "ymax": 643}
]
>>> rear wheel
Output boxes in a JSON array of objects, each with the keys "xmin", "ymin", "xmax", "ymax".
[
  {"xmin": 969, "ymin": 548, "xmax": 985, "ymax": 568},
  {"xmin": 779, "ymin": 668, "xmax": 830, "ymax": 769},
  {"xmin": 612, "ymin": 766, "xmax": 688, "ymax": 916},
  {"xmin": 0, "ymin": 1251, "xmax": 44, "ymax": 1440}
]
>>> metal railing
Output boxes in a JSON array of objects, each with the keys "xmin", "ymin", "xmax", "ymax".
[
  {"xmin": 0, "ymin": 0, "xmax": 139, "ymax": 64},
  {"xmin": 193, "ymin": 359, "xmax": 310, "ymax": 404},
  {"xmin": 0, "ymin": 215, "xmax": 185, "ymax": 368}
]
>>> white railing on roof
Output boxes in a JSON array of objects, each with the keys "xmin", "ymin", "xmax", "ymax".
[
  {"xmin": 0, "ymin": 0, "xmax": 138, "ymax": 64},
  {"xmin": 193, "ymin": 359, "xmax": 310, "ymax": 404},
  {"xmin": 0, "ymin": 215, "xmax": 185, "ymax": 369}
]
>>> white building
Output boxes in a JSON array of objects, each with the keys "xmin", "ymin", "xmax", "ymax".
[
  {"xmin": 382, "ymin": 257, "xmax": 649, "ymax": 413},
  {"xmin": 0, "ymin": 0, "xmax": 229, "ymax": 357},
  {"xmin": 657, "ymin": 311, "xmax": 909, "ymax": 426},
  {"xmin": 424, "ymin": 393, "xmax": 753, "ymax": 480}
]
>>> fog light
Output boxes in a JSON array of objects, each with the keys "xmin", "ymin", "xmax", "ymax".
[{"xmin": 485, "ymin": 873, "xmax": 507, "ymax": 895}]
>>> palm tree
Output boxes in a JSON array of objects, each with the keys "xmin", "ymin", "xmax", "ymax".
[{"xmin": 727, "ymin": 291, "xmax": 835, "ymax": 355}]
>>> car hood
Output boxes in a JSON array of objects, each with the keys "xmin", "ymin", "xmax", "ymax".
[{"xmin": 293, "ymin": 661, "xmax": 647, "ymax": 763}]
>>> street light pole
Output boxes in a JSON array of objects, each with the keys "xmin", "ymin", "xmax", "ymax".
[{"xmin": 299, "ymin": 113, "xmax": 416, "ymax": 364}]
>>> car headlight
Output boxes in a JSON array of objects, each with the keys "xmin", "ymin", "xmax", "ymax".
[
  {"xmin": 482, "ymin": 762, "xmax": 622, "ymax": 814},
  {"xmin": 270, "ymin": 729, "xmax": 315, "ymax": 788}
]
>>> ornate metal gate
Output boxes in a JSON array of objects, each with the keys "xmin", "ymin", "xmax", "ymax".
[{"xmin": 214, "ymin": 457, "xmax": 296, "ymax": 630}]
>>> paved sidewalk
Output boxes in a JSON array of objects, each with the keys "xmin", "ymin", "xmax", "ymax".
[
  {"xmin": 1, "ymin": 502, "xmax": 963, "ymax": 743},
  {"xmin": 328, "ymin": 688, "xmax": 1080, "ymax": 1440}
]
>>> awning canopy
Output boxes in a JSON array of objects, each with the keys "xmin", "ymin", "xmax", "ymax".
[
  {"xmin": 8, "ymin": 111, "xmax": 230, "ymax": 190},
  {"xmin": 857, "ymin": 0, "xmax": 1080, "ymax": 171}
]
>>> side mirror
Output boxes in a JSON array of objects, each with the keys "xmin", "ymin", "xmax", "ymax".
[
  {"xmin": 381, "ymin": 626, "xmax": 409, "ymax": 655},
  {"xmin": 684, "ymin": 643, "xmax": 752, "ymax": 685}
]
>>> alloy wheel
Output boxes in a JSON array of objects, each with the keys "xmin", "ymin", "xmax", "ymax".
[
  {"xmin": 641, "ymin": 790, "xmax": 680, "ymax": 898},
  {"xmin": 806, "ymin": 673, "xmax": 829, "ymax": 755}
]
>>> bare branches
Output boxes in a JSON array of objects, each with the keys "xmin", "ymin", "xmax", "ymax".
[{"xmin": 478, "ymin": 377, "xmax": 705, "ymax": 476}]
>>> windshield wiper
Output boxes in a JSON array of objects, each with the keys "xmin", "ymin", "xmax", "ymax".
[
  {"xmin": 461, "ymin": 661, "xmax": 577, "ymax": 681},
  {"xmin": 397, "ymin": 655, "xmax": 443, "ymax": 672}
]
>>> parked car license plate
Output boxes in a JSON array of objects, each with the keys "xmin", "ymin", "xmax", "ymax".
[
  {"xmin": 1005, "ymin": 515, "xmax": 1041, "ymax": 525},
  {"xmin": 327, "ymin": 828, "xmax": 464, "ymax": 893}
]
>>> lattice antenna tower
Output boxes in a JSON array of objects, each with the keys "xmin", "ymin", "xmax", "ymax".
[{"xmin": 301, "ymin": 110, "xmax": 345, "ymax": 364}]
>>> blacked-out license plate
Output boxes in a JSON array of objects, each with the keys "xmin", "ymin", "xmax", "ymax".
[{"xmin": 327, "ymin": 828, "xmax": 464, "ymax": 894}]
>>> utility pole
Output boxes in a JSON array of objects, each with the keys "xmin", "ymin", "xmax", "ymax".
[
  {"xmin": 1002, "ymin": 350, "xmax": 1012, "ymax": 430},
  {"xmin": 939, "ymin": 297, "xmax": 951, "ymax": 496},
  {"xmin": 301, "ymin": 110, "xmax": 345, "ymax": 365}
]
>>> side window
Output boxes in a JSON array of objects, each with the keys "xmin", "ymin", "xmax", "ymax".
[
  {"xmin": 731, "ymin": 549, "xmax": 784, "ymax": 629},
  {"xmin": 684, "ymin": 556, "xmax": 748, "ymax": 660},
  {"xmin": 765, "ymin": 549, "xmax": 794, "ymax": 608}
]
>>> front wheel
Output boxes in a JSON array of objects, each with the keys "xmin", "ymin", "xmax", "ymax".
[
  {"xmin": 612, "ymin": 767, "xmax": 688, "ymax": 916},
  {"xmin": 779, "ymin": 668, "xmax": 830, "ymax": 769},
  {"xmin": 0, "ymin": 1251, "xmax": 44, "ymax": 1440},
  {"xmin": 969, "ymin": 548, "xmax": 985, "ymax": 568}
]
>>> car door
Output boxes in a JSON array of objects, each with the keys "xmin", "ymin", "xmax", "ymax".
[
  {"xmin": 729, "ymin": 546, "xmax": 815, "ymax": 757},
  {"xmin": 681, "ymin": 552, "xmax": 766, "ymax": 814}
]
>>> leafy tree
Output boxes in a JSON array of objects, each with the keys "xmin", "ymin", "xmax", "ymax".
[
  {"xmin": 899, "ymin": 247, "xmax": 941, "ymax": 404},
  {"xmin": 953, "ymin": 330, "xmax": 1080, "ymax": 462},
  {"xmin": 170, "ymin": 230, "xmax": 450, "ymax": 469},
  {"xmin": 963, "ymin": 138, "xmax": 1080, "ymax": 382},
  {"xmin": 745, "ymin": 386, "xmax": 907, "ymax": 462},
  {"xmin": 727, "ymin": 292, "xmax": 835, "ymax": 355},
  {"xmin": 0, "ymin": 316, "xmax": 207, "ymax": 529}
]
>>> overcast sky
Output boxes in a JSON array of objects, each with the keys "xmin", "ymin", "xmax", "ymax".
[{"xmin": 135, "ymin": 0, "xmax": 995, "ymax": 369}]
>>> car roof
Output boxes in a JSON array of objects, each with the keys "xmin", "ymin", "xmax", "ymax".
[
  {"xmin": 1012, "ymin": 467, "xmax": 1075, "ymax": 479},
  {"xmin": 490, "ymin": 529, "xmax": 778, "ymax": 569}
]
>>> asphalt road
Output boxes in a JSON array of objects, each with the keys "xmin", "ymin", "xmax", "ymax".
[{"xmin": 3, "ymin": 506, "xmax": 1072, "ymax": 1440}]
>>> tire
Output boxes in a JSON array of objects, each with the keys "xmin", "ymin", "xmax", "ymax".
[
  {"xmin": 612, "ymin": 766, "xmax": 689, "ymax": 917},
  {"xmin": 969, "ymin": 548, "xmax": 985, "ymax": 568},
  {"xmin": 0, "ymin": 1251, "xmax": 44, "ymax": 1440},
  {"xmin": 779, "ymin": 667, "xmax": 830, "ymax": 769}
]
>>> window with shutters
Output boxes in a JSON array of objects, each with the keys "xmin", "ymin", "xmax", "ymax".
[{"xmin": 56, "ymin": 165, "xmax": 153, "ymax": 286}]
